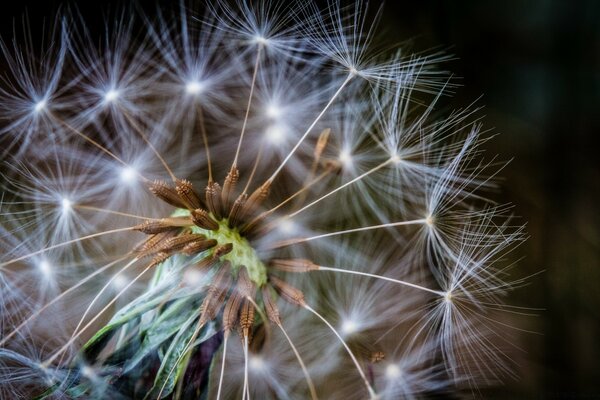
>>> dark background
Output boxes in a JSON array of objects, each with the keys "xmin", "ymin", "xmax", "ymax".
[{"xmin": 1, "ymin": 1, "xmax": 599, "ymax": 398}]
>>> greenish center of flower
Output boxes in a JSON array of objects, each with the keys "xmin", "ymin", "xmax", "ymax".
[{"xmin": 173, "ymin": 208, "xmax": 267, "ymax": 286}]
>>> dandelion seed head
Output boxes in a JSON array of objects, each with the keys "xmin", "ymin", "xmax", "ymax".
[{"xmin": 0, "ymin": 1, "xmax": 527, "ymax": 398}]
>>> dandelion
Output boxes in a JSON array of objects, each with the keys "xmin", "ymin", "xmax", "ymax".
[{"xmin": 0, "ymin": 1, "xmax": 527, "ymax": 399}]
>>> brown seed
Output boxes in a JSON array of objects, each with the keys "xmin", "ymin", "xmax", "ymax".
[
  {"xmin": 268, "ymin": 258, "xmax": 319, "ymax": 273},
  {"xmin": 370, "ymin": 351, "xmax": 385, "ymax": 363},
  {"xmin": 239, "ymin": 298, "xmax": 255, "ymax": 338},
  {"xmin": 221, "ymin": 166, "xmax": 239, "ymax": 212},
  {"xmin": 210, "ymin": 279, "xmax": 232, "ymax": 320},
  {"xmin": 187, "ymin": 243, "xmax": 232, "ymax": 275},
  {"xmin": 213, "ymin": 243, "xmax": 233, "ymax": 258},
  {"xmin": 175, "ymin": 179, "xmax": 203, "ymax": 210},
  {"xmin": 262, "ymin": 286, "xmax": 281, "ymax": 325},
  {"xmin": 237, "ymin": 266, "xmax": 254, "ymax": 298},
  {"xmin": 222, "ymin": 267, "xmax": 250, "ymax": 332},
  {"xmin": 132, "ymin": 217, "xmax": 191, "ymax": 234},
  {"xmin": 149, "ymin": 180, "xmax": 187, "ymax": 209},
  {"xmin": 136, "ymin": 230, "xmax": 178, "ymax": 254},
  {"xmin": 195, "ymin": 255, "xmax": 218, "ymax": 271},
  {"xmin": 223, "ymin": 290, "xmax": 243, "ymax": 332},
  {"xmin": 182, "ymin": 239, "xmax": 218, "ymax": 256},
  {"xmin": 191, "ymin": 209, "xmax": 219, "ymax": 231},
  {"xmin": 269, "ymin": 276, "xmax": 305, "ymax": 307},
  {"xmin": 149, "ymin": 252, "xmax": 171, "ymax": 268},
  {"xmin": 228, "ymin": 193, "xmax": 247, "ymax": 228},
  {"xmin": 205, "ymin": 181, "xmax": 223, "ymax": 219},
  {"xmin": 157, "ymin": 233, "xmax": 206, "ymax": 254},
  {"xmin": 322, "ymin": 159, "xmax": 342, "ymax": 172},
  {"xmin": 314, "ymin": 128, "xmax": 331, "ymax": 160},
  {"xmin": 268, "ymin": 237, "xmax": 304, "ymax": 249},
  {"xmin": 200, "ymin": 262, "xmax": 232, "ymax": 323},
  {"xmin": 238, "ymin": 211, "xmax": 267, "ymax": 236},
  {"xmin": 241, "ymin": 181, "xmax": 271, "ymax": 219}
]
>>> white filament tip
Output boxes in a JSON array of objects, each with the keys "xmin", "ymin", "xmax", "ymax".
[
  {"xmin": 104, "ymin": 89, "xmax": 119, "ymax": 102},
  {"xmin": 266, "ymin": 124, "xmax": 285, "ymax": 144},
  {"xmin": 339, "ymin": 149, "xmax": 353, "ymax": 167},
  {"xmin": 390, "ymin": 153, "xmax": 402, "ymax": 164},
  {"xmin": 254, "ymin": 35, "xmax": 268, "ymax": 45},
  {"xmin": 444, "ymin": 290, "xmax": 453, "ymax": 303},
  {"xmin": 38, "ymin": 260, "xmax": 52, "ymax": 276},
  {"xmin": 186, "ymin": 80, "xmax": 203, "ymax": 95},
  {"xmin": 341, "ymin": 319, "xmax": 359, "ymax": 335},
  {"xmin": 249, "ymin": 355, "xmax": 266, "ymax": 371},
  {"xmin": 425, "ymin": 214, "xmax": 434, "ymax": 226},
  {"xmin": 120, "ymin": 166, "xmax": 137, "ymax": 183},
  {"xmin": 61, "ymin": 197, "xmax": 72, "ymax": 213},
  {"xmin": 266, "ymin": 104, "xmax": 281, "ymax": 119},
  {"xmin": 385, "ymin": 363, "xmax": 402, "ymax": 379},
  {"xmin": 34, "ymin": 100, "xmax": 47, "ymax": 113},
  {"xmin": 112, "ymin": 274, "xmax": 129, "ymax": 290}
]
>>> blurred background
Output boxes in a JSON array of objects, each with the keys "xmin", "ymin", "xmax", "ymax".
[{"xmin": 1, "ymin": 1, "xmax": 598, "ymax": 398}]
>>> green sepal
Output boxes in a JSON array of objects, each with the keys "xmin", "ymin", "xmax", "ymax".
[{"xmin": 145, "ymin": 319, "xmax": 218, "ymax": 399}]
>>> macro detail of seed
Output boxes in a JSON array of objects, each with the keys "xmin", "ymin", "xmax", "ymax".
[{"xmin": 0, "ymin": 1, "xmax": 528, "ymax": 399}]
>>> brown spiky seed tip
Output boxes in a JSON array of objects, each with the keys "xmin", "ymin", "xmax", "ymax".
[
  {"xmin": 149, "ymin": 180, "xmax": 187, "ymax": 209},
  {"xmin": 269, "ymin": 258, "xmax": 319, "ymax": 273},
  {"xmin": 222, "ymin": 268, "xmax": 250, "ymax": 332},
  {"xmin": 194, "ymin": 255, "xmax": 218, "ymax": 272},
  {"xmin": 200, "ymin": 262, "xmax": 232, "ymax": 324},
  {"xmin": 191, "ymin": 209, "xmax": 219, "ymax": 231},
  {"xmin": 370, "ymin": 351, "xmax": 385, "ymax": 363},
  {"xmin": 239, "ymin": 298, "xmax": 255, "ymax": 338},
  {"xmin": 223, "ymin": 288, "xmax": 243, "ymax": 333},
  {"xmin": 262, "ymin": 287, "xmax": 281, "ymax": 325},
  {"xmin": 205, "ymin": 182, "xmax": 223, "ymax": 219},
  {"xmin": 228, "ymin": 193, "xmax": 247, "ymax": 228},
  {"xmin": 237, "ymin": 266, "xmax": 254, "ymax": 298},
  {"xmin": 137, "ymin": 230, "xmax": 178, "ymax": 254},
  {"xmin": 182, "ymin": 239, "xmax": 218, "ymax": 256},
  {"xmin": 242, "ymin": 181, "xmax": 271, "ymax": 218},
  {"xmin": 269, "ymin": 276, "xmax": 306, "ymax": 307},
  {"xmin": 314, "ymin": 128, "xmax": 331, "ymax": 160},
  {"xmin": 133, "ymin": 217, "xmax": 191, "ymax": 234},
  {"xmin": 221, "ymin": 167, "xmax": 239, "ymax": 210},
  {"xmin": 238, "ymin": 210, "xmax": 267, "ymax": 236},
  {"xmin": 149, "ymin": 252, "xmax": 171, "ymax": 268},
  {"xmin": 156, "ymin": 233, "xmax": 206, "ymax": 254},
  {"xmin": 175, "ymin": 179, "xmax": 203, "ymax": 210},
  {"xmin": 213, "ymin": 243, "xmax": 233, "ymax": 258}
]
